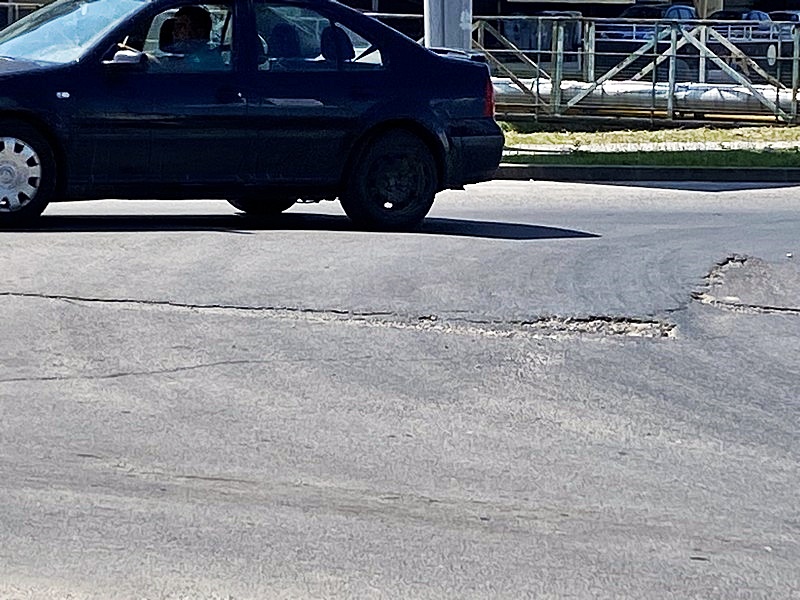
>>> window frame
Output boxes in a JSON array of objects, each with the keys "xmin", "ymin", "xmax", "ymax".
[{"xmin": 245, "ymin": 0, "xmax": 387, "ymax": 74}]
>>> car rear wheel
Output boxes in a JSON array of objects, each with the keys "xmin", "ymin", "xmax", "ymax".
[
  {"xmin": 228, "ymin": 196, "xmax": 296, "ymax": 216},
  {"xmin": 341, "ymin": 130, "xmax": 437, "ymax": 231},
  {"xmin": 0, "ymin": 121, "xmax": 55, "ymax": 226}
]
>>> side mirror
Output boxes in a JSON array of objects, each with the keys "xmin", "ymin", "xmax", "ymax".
[{"xmin": 103, "ymin": 49, "xmax": 147, "ymax": 69}]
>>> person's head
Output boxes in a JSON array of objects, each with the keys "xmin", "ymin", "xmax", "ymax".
[{"xmin": 173, "ymin": 6, "xmax": 212, "ymax": 43}]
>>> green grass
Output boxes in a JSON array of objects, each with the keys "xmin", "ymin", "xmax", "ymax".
[
  {"xmin": 500, "ymin": 122, "xmax": 800, "ymax": 166},
  {"xmin": 502, "ymin": 149, "xmax": 800, "ymax": 168},
  {"xmin": 502, "ymin": 124, "xmax": 800, "ymax": 148}
]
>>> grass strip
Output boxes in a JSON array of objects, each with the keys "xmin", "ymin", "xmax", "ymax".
[
  {"xmin": 502, "ymin": 149, "xmax": 800, "ymax": 168},
  {"xmin": 502, "ymin": 125, "xmax": 800, "ymax": 147}
]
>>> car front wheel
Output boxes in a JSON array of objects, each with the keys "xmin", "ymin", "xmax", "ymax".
[
  {"xmin": 341, "ymin": 130, "xmax": 437, "ymax": 231},
  {"xmin": 0, "ymin": 120, "xmax": 56, "ymax": 226}
]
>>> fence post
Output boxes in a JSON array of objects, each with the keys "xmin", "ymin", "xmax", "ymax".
[
  {"xmin": 793, "ymin": 25, "xmax": 800, "ymax": 122},
  {"xmin": 584, "ymin": 20, "xmax": 595, "ymax": 82},
  {"xmin": 699, "ymin": 25, "xmax": 707, "ymax": 83},
  {"xmin": 537, "ymin": 17, "xmax": 544, "ymax": 65},
  {"xmin": 551, "ymin": 20, "xmax": 564, "ymax": 115},
  {"xmin": 667, "ymin": 24, "xmax": 677, "ymax": 119}
]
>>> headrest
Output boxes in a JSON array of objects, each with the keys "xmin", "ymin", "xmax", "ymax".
[{"xmin": 321, "ymin": 25, "xmax": 355, "ymax": 62}]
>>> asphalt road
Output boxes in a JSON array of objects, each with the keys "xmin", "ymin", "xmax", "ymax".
[{"xmin": 1, "ymin": 181, "xmax": 799, "ymax": 599}]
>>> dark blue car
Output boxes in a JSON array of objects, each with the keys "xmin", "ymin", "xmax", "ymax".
[{"xmin": 0, "ymin": 0, "xmax": 503, "ymax": 230}]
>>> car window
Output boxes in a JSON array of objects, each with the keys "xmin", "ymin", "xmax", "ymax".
[
  {"xmin": 254, "ymin": 2, "xmax": 384, "ymax": 72},
  {"xmin": 0, "ymin": 0, "xmax": 147, "ymax": 64},
  {"xmin": 116, "ymin": 3, "xmax": 233, "ymax": 72},
  {"xmin": 750, "ymin": 11, "xmax": 771, "ymax": 21},
  {"xmin": 673, "ymin": 7, "xmax": 694, "ymax": 20}
]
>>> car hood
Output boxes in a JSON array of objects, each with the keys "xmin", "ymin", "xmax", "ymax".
[{"xmin": 0, "ymin": 56, "xmax": 50, "ymax": 76}]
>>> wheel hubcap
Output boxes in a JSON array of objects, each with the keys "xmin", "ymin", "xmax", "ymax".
[
  {"xmin": 369, "ymin": 155, "xmax": 425, "ymax": 211},
  {"xmin": 0, "ymin": 137, "xmax": 41, "ymax": 213}
]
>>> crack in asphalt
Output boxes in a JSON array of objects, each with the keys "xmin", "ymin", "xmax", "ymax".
[
  {"xmin": 0, "ymin": 290, "xmax": 676, "ymax": 339},
  {"xmin": 692, "ymin": 254, "xmax": 800, "ymax": 315},
  {"xmin": 0, "ymin": 359, "xmax": 274, "ymax": 384},
  {"xmin": 692, "ymin": 293, "xmax": 800, "ymax": 315},
  {"xmin": 0, "ymin": 356, "xmax": 481, "ymax": 385}
]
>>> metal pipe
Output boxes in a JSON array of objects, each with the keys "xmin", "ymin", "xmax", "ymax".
[{"xmin": 496, "ymin": 77, "xmax": 798, "ymax": 119}]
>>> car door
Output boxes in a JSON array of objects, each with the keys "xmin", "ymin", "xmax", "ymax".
[
  {"xmin": 72, "ymin": 0, "xmax": 253, "ymax": 192},
  {"xmin": 141, "ymin": 1, "xmax": 254, "ymax": 188},
  {"xmin": 239, "ymin": 1, "xmax": 389, "ymax": 187}
]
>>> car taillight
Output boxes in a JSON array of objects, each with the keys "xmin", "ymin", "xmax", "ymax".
[{"xmin": 484, "ymin": 77, "xmax": 496, "ymax": 118}]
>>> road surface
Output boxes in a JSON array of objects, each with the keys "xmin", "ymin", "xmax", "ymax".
[{"xmin": 1, "ymin": 180, "xmax": 798, "ymax": 599}]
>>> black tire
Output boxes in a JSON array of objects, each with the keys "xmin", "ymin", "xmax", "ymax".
[
  {"xmin": 228, "ymin": 196, "xmax": 296, "ymax": 216},
  {"xmin": 0, "ymin": 120, "xmax": 56, "ymax": 226},
  {"xmin": 341, "ymin": 129, "xmax": 437, "ymax": 231}
]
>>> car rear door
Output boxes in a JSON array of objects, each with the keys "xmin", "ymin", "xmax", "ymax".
[{"xmin": 239, "ymin": 1, "xmax": 389, "ymax": 187}]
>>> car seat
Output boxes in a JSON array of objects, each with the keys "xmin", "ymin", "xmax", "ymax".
[
  {"xmin": 321, "ymin": 25, "xmax": 355, "ymax": 62},
  {"xmin": 268, "ymin": 23, "xmax": 301, "ymax": 58}
]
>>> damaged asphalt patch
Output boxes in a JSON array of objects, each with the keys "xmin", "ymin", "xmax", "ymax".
[
  {"xmin": 692, "ymin": 254, "xmax": 800, "ymax": 315},
  {"xmin": 0, "ymin": 291, "xmax": 676, "ymax": 339},
  {"xmin": 18, "ymin": 254, "xmax": 800, "ymax": 340}
]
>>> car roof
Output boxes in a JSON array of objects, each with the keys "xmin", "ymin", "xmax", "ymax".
[
  {"xmin": 709, "ymin": 9, "xmax": 771, "ymax": 19},
  {"xmin": 619, "ymin": 4, "xmax": 695, "ymax": 18},
  {"xmin": 619, "ymin": 5, "xmax": 670, "ymax": 18}
]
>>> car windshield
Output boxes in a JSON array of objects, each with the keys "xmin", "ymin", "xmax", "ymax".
[{"xmin": 0, "ymin": 0, "xmax": 148, "ymax": 64}]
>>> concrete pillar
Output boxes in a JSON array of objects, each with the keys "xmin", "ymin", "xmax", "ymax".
[
  {"xmin": 424, "ymin": 0, "xmax": 472, "ymax": 50},
  {"xmin": 693, "ymin": 0, "xmax": 723, "ymax": 19}
]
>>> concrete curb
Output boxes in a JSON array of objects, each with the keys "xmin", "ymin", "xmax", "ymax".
[{"xmin": 494, "ymin": 164, "xmax": 800, "ymax": 183}]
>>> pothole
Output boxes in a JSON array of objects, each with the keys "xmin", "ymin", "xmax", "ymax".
[
  {"xmin": 692, "ymin": 254, "xmax": 800, "ymax": 315},
  {"xmin": 348, "ymin": 314, "xmax": 675, "ymax": 339}
]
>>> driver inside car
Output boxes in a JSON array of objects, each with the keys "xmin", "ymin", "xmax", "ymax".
[{"xmin": 160, "ymin": 5, "xmax": 225, "ymax": 69}]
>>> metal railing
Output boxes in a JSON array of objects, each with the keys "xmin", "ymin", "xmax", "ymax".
[
  {"xmin": 1, "ymin": 1, "xmax": 39, "ymax": 28},
  {"xmin": 474, "ymin": 15, "xmax": 800, "ymax": 123}
]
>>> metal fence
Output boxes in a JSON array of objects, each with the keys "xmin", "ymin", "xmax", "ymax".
[
  {"xmin": 473, "ymin": 15, "xmax": 800, "ymax": 123},
  {"xmin": 1, "ymin": 1, "xmax": 38, "ymax": 29}
]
